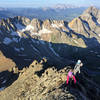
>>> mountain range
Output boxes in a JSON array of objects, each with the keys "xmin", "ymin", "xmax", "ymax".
[
  {"xmin": 0, "ymin": 6, "xmax": 100, "ymax": 100},
  {"xmin": 0, "ymin": 6, "xmax": 86, "ymax": 21}
]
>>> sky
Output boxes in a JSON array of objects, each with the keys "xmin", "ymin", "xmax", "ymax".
[{"xmin": 0, "ymin": 0, "xmax": 100, "ymax": 8}]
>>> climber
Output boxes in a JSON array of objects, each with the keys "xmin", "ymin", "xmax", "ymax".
[
  {"xmin": 66, "ymin": 69, "xmax": 76, "ymax": 85},
  {"xmin": 73, "ymin": 60, "xmax": 83, "ymax": 75}
]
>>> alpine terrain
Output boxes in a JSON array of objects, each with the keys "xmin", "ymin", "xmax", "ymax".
[{"xmin": 0, "ymin": 6, "xmax": 100, "ymax": 100}]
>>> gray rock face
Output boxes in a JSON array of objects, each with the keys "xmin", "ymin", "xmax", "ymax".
[
  {"xmin": 13, "ymin": 16, "xmax": 31, "ymax": 26},
  {"xmin": 31, "ymin": 19, "xmax": 42, "ymax": 32},
  {"xmin": 68, "ymin": 6, "xmax": 100, "ymax": 47},
  {"xmin": 43, "ymin": 19, "xmax": 52, "ymax": 29}
]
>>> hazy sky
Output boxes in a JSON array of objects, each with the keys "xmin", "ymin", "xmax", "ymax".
[{"xmin": 0, "ymin": 0, "xmax": 100, "ymax": 8}]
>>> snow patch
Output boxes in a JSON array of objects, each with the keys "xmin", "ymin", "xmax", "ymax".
[
  {"xmin": 11, "ymin": 32, "xmax": 18, "ymax": 36},
  {"xmin": 15, "ymin": 23, "xmax": 52, "ymax": 37},
  {"xmin": 52, "ymin": 24, "xmax": 59, "ymax": 28},
  {"xmin": 90, "ymin": 50, "xmax": 93, "ymax": 53},
  {"xmin": 51, "ymin": 24, "xmax": 63, "ymax": 28},
  {"xmin": 16, "ymin": 31, "xmax": 22, "ymax": 37},
  {"xmin": 31, "ymin": 33, "xmax": 38, "ymax": 36},
  {"xmin": 12, "ymin": 38, "xmax": 18, "ymax": 43},
  {"xmin": 59, "ymin": 24, "xmax": 63, "ymax": 27},
  {"xmin": 21, "ymin": 25, "xmax": 34, "ymax": 32},
  {"xmin": 11, "ymin": 31, "xmax": 23, "ymax": 38},
  {"xmin": 14, "ymin": 47, "xmax": 24, "ymax": 52},
  {"xmin": 94, "ymin": 52, "xmax": 98, "ymax": 54},
  {"xmin": 20, "ymin": 47, "xmax": 24, "ymax": 51},
  {"xmin": 25, "ymin": 25, "xmax": 34, "ymax": 31},
  {"xmin": 97, "ymin": 55, "xmax": 100, "ymax": 57},
  {"xmin": 18, "ymin": 54, "xmax": 27, "ymax": 56},
  {"xmin": 21, "ymin": 25, "xmax": 52, "ymax": 36},
  {"xmin": 49, "ymin": 42, "xmax": 60, "ymax": 57},
  {"xmin": 2, "ymin": 80, "xmax": 7, "ymax": 84},
  {"xmin": 39, "ymin": 27, "xmax": 52, "ymax": 34},
  {"xmin": 18, "ymin": 38, "xmax": 21, "ymax": 42},
  {"xmin": 98, "ymin": 34, "xmax": 100, "ymax": 37},
  {"xmin": 31, "ymin": 39, "xmax": 35, "ymax": 43},
  {"xmin": 31, "ymin": 39, "xmax": 40, "ymax": 44},
  {"xmin": 30, "ymin": 44, "xmax": 40, "ymax": 53},
  {"xmin": 36, "ymin": 41, "xmax": 39, "ymax": 44},
  {"xmin": 14, "ymin": 47, "xmax": 20, "ymax": 52},
  {"xmin": 73, "ymin": 40, "xmax": 78, "ymax": 44},
  {"xmin": 3, "ymin": 37, "xmax": 12, "ymax": 45},
  {"xmin": 39, "ymin": 40, "xmax": 45, "ymax": 45},
  {"xmin": 16, "ymin": 23, "xmax": 25, "ymax": 30},
  {"xmin": 24, "ymin": 59, "xmax": 31, "ymax": 61},
  {"xmin": 97, "ymin": 19, "xmax": 100, "ymax": 24}
]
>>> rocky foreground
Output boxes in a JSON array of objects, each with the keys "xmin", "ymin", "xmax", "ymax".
[{"xmin": 0, "ymin": 59, "xmax": 100, "ymax": 100}]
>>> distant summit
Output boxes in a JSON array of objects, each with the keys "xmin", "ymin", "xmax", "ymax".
[
  {"xmin": 69, "ymin": 6, "xmax": 100, "ymax": 36},
  {"xmin": 51, "ymin": 4, "xmax": 80, "ymax": 9},
  {"xmin": 0, "ymin": 7, "xmax": 6, "ymax": 11},
  {"xmin": 42, "ymin": 4, "xmax": 81, "ymax": 10},
  {"xmin": 83, "ymin": 6, "xmax": 99, "ymax": 17}
]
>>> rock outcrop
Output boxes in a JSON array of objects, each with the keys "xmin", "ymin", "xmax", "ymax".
[
  {"xmin": 0, "ymin": 60, "xmax": 100, "ymax": 100},
  {"xmin": 0, "ymin": 51, "xmax": 16, "ymax": 72},
  {"xmin": 68, "ymin": 6, "xmax": 100, "ymax": 40}
]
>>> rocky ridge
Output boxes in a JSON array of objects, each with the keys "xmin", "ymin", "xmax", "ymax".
[{"xmin": 0, "ymin": 59, "xmax": 100, "ymax": 100}]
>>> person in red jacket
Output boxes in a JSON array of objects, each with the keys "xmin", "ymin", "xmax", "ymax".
[{"xmin": 66, "ymin": 69, "xmax": 76, "ymax": 85}]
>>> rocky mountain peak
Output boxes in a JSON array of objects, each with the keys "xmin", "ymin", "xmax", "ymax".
[
  {"xmin": 83, "ymin": 6, "xmax": 99, "ymax": 17},
  {"xmin": 31, "ymin": 18, "xmax": 42, "ymax": 32},
  {"xmin": 43, "ymin": 19, "xmax": 52, "ymax": 29},
  {"xmin": 52, "ymin": 4, "xmax": 78, "ymax": 9},
  {"xmin": 68, "ymin": 6, "xmax": 100, "ymax": 40},
  {"xmin": 13, "ymin": 16, "xmax": 31, "ymax": 26},
  {"xmin": 0, "ymin": 7, "xmax": 6, "ymax": 11},
  {"xmin": 52, "ymin": 20, "xmax": 65, "ymax": 26},
  {"xmin": 0, "ymin": 60, "xmax": 100, "ymax": 100}
]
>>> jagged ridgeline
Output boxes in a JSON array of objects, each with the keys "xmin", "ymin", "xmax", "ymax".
[
  {"xmin": 0, "ymin": 6, "xmax": 100, "ymax": 100},
  {"xmin": 0, "ymin": 59, "xmax": 100, "ymax": 100}
]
